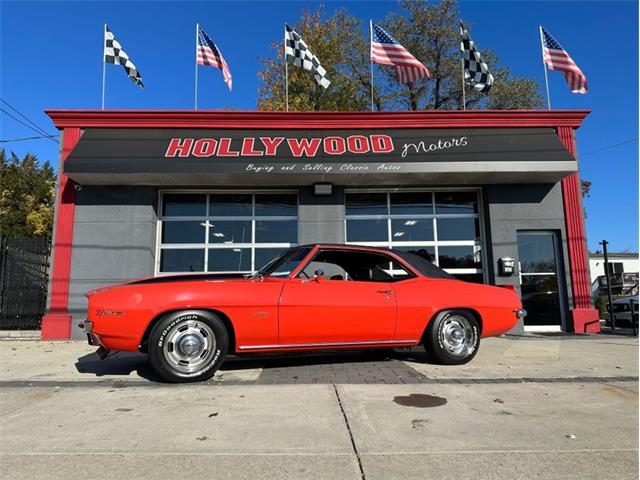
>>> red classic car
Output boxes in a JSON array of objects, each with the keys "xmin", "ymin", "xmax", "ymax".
[{"xmin": 82, "ymin": 244, "xmax": 526, "ymax": 382}]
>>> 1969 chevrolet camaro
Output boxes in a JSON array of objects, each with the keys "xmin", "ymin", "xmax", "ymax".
[{"xmin": 82, "ymin": 244, "xmax": 526, "ymax": 383}]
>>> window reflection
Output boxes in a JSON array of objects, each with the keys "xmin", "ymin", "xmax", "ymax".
[
  {"xmin": 162, "ymin": 194, "xmax": 206, "ymax": 217},
  {"xmin": 162, "ymin": 221, "xmax": 206, "ymax": 244},
  {"xmin": 345, "ymin": 190, "xmax": 483, "ymax": 282},
  {"xmin": 160, "ymin": 249, "xmax": 204, "ymax": 272},
  {"xmin": 391, "ymin": 219, "xmax": 433, "ymax": 241},
  {"xmin": 255, "ymin": 220, "xmax": 298, "ymax": 243},
  {"xmin": 390, "ymin": 192, "xmax": 432, "ymax": 215},
  {"xmin": 518, "ymin": 234, "xmax": 557, "ymax": 273},
  {"xmin": 346, "ymin": 219, "xmax": 388, "ymax": 242},
  {"xmin": 210, "ymin": 194, "xmax": 252, "ymax": 216},
  {"xmin": 437, "ymin": 218, "xmax": 479, "ymax": 241},
  {"xmin": 345, "ymin": 193, "xmax": 387, "ymax": 215},
  {"xmin": 434, "ymin": 192, "xmax": 478, "ymax": 214},
  {"xmin": 209, "ymin": 221, "xmax": 251, "ymax": 244},
  {"xmin": 438, "ymin": 246, "xmax": 482, "ymax": 269},
  {"xmin": 393, "ymin": 246, "xmax": 436, "ymax": 263},
  {"xmin": 159, "ymin": 192, "xmax": 298, "ymax": 273},
  {"xmin": 208, "ymin": 248, "xmax": 251, "ymax": 272},
  {"xmin": 255, "ymin": 194, "xmax": 297, "ymax": 216}
]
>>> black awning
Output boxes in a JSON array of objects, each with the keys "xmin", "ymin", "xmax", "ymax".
[{"xmin": 64, "ymin": 127, "xmax": 577, "ymax": 186}]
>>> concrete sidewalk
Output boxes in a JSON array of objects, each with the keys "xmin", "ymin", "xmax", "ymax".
[{"xmin": 1, "ymin": 335, "xmax": 638, "ymax": 479}]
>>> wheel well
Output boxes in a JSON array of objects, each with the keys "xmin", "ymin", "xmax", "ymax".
[
  {"xmin": 138, "ymin": 308, "xmax": 237, "ymax": 353},
  {"xmin": 423, "ymin": 308, "xmax": 483, "ymax": 339}
]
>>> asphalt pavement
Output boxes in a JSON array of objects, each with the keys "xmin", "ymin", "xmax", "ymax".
[{"xmin": 0, "ymin": 334, "xmax": 638, "ymax": 479}]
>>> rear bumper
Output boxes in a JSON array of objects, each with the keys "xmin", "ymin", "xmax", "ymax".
[
  {"xmin": 79, "ymin": 321, "xmax": 111, "ymax": 359},
  {"xmin": 79, "ymin": 320, "xmax": 104, "ymax": 347}
]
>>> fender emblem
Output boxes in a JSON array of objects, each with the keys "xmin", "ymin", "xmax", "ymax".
[{"xmin": 96, "ymin": 309, "xmax": 124, "ymax": 317}]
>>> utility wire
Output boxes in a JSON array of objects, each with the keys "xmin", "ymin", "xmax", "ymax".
[
  {"xmin": 0, "ymin": 134, "xmax": 60, "ymax": 143},
  {"xmin": 581, "ymin": 137, "xmax": 638, "ymax": 157},
  {"xmin": 0, "ymin": 107, "xmax": 59, "ymax": 144},
  {"xmin": 0, "ymin": 97, "xmax": 55, "ymax": 140}
]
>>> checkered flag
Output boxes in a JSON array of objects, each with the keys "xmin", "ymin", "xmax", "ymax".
[
  {"xmin": 104, "ymin": 25, "xmax": 144, "ymax": 87},
  {"xmin": 284, "ymin": 24, "xmax": 330, "ymax": 89},
  {"xmin": 460, "ymin": 22, "xmax": 493, "ymax": 93}
]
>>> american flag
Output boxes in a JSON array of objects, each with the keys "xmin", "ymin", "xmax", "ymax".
[
  {"xmin": 541, "ymin": 27, "xmax": 587, "ymax": 94},
  {"xmin": 370, "ymin": 22, "xmax": 430, "ymax": 84},
  {"xmin": 197, "ymin": 27, "xmax": 232, "ymax": 91}
]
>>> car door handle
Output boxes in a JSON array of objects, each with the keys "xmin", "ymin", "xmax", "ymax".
[{"xmin": 377, "ymin": 289, "xmax": 392, "ymax": 295}]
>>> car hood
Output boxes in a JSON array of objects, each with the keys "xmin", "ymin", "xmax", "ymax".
[{"xmin": 85, "ymin": 272, "xmax": 252, "ymax": 297}]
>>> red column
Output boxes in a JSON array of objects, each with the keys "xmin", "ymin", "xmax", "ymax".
[
  {"xmin": 557, "ymin": 126, "xmax": 600, "ymax": 333},
  {"xmin": 41, "ymin": 127, "xmax": 80, "ymax": 339}
]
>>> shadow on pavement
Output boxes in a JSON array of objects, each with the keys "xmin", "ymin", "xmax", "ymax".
[
  {"xmin": 75, "ymin": 351, "xmax": 161, "ymax": 382},
  {"xmin": 75, "ymin": 347, "xmax": 432, "ymax": 384}
]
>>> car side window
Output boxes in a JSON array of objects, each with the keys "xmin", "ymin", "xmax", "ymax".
[
  {"xmin": 298, "ymin": 250, "xmax": 415, "ymax": 283},
  {"xmin": 300, "ymin": 260, "xmax": 350, "ymax": 281}
]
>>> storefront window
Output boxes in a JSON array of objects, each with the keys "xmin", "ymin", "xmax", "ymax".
[
  {"xmin": 345, "ymin": 190, "xmax": 484, "ymax": 282},
  {"xmin": 158, "ymin": 192, "xmax": 298, "ymax": 274},
  {"xmin": 162, "ymin": 194, "xmax": 206, "ymax": 217}
]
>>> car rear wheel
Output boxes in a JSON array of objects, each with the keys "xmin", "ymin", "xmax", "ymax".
[
  {"xmin": 424, "ymin": 310, "xmax": 480, "ymax": 365},
  {"xmin": 148, "ymin": 310, "xmax": 228, "ymax": 383}
]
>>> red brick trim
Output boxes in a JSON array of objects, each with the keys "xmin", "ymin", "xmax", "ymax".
[
  {"xmin": 557, "ymin": 126, "xmax": 600, "ymax": 333},
  {"xmin": 45, "ymin": 109, "xmax": 590, "ymax": 130},
  {"xmin": 41, "ymin": 127, "xmax": 81, "ymax": 339}
]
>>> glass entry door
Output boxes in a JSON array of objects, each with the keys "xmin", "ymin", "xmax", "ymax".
[{"xmin": 517, "ymin": 231, "xmax": 566, "ymax": 329}]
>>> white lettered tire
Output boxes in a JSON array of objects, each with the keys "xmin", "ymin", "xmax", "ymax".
[
  {"xmin": 148, "ymin": 310, "xmax": 228, "ymax": 383},
  {"xmin": 424, "ymin": 310, "xmax": 480, "ymax": 365}
]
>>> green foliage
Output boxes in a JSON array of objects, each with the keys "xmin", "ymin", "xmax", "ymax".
[
  {"xmin": 258, "ymin": 7, "xmax": 372, "ymax": 111},
  {"xmin": 595, "ymin": 295, "xmax": 607, "ymax": 318},
  {"xmin": 258, "ymin": 0, "xmax": 543, "ymax": 111},
  {"xmin": 0, "ymin": 149, "xmax": 56, "ymax": 237}
]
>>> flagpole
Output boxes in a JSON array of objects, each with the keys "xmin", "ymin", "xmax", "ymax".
[
  {"xmin": 369, "ymin": 20, "xmax": 374, "ymax": 112},
  {"xmin": 101, "ymin": 24, "xmax": 106, "ymax": 110},
  {"xmin": 539, "ymin": 26, "xmax": 551, "ymax": 110},
  {"xmin": 460, "ymin": 22, "xmax": 466, "ymax": 111},
  {"xmin": 195, "ymin": 23, "xmax": 199, "ymax": 110},
  {"xmin": 284, "ymin": 24, "xmax": 289, "ymax": 112},
  {"xmin": 461, "ymin": 57, "xmax": 466, "ymax": 110}
]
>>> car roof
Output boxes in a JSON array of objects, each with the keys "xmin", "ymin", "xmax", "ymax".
[
  {"xmin": 298, "ymin": 244, "xmax": 456, "ymax": 280},
  {"xmin": 300, "ymin": 243, "xmax": 390, "ymax": 252}
]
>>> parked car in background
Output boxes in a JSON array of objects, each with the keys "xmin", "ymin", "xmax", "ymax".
[
  {"xmin": 604, "ymin": 294, "xmax": 639, "ymax": 328},
  {"xmin": 81, "ymin": 244, "xmax": 526, "ymax": 383}
]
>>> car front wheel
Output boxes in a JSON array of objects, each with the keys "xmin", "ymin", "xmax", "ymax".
[
  {"xmin": 148, "ymin": 310, "xmax": 228, "ymax": 383},
  {"xmin": 424, "ymin": 310, "xmax": 480, "ymax": 365}
]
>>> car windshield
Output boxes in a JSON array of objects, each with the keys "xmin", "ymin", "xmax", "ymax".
[{"xmin": 253, "ymin": 247, "xmax": 313, "ymax": 278}]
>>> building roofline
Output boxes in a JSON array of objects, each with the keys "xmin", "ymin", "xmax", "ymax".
[
  {"xmin": 44, "ymin": 109, "xmax": 590, "ymax": 130},
  {"xmin": 589, "ymin": 252, "xmax": 639, "ymax": 258}
]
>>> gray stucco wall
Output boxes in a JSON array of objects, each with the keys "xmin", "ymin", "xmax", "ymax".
[
  {"xmin": 62, "ymin": 183, "xmax": 572, "ymax": 339},
  {"xmin": 483, "ymin": 183, "xmax": 571, "ymax": 332},
  {"xmin": 68, "ymin": 186, "xmax": 157, "ymax": 339}
]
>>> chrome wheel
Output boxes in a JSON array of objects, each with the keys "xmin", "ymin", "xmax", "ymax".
[
  {"xmin": 439, "ymin": 314, "xmax": 475, "ymax": 357},
  {"xmin": 162, "ymin": 320, "xmax": 217, "ymax": 374}
]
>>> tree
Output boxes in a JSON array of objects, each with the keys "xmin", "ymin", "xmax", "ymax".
[
  {"xmin": 0, "ymin": 149, "xmax": 56, "ymax": 237},
  {"xmin": 258, "ymin": 7, "xmax": 372, "ymax": 111},
  {"xmin": 257, "ymin": 0, "xmax": 543, "ymax": 111},
  {"xmin": 581, "ymin": 178, "xmax": 591, "ymax": 219}
]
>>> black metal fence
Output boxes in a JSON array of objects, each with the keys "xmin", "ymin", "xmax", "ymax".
[{"xmin": 0, "ymin": 236, "xmax": 51, "ymax": 330}]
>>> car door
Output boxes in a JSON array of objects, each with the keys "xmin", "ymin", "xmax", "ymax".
[{"xmin": 277, "ymin": 249, "xmax": 401, "ymax": 346}]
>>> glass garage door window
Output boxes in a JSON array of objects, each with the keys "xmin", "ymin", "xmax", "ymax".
[
  {"xmin": 345, "ymin": 191, "xmax": 484, "ymax": 282},
  {"xmin": 158, "ymin": 192, "xmax": 298, "ymax": 274}
]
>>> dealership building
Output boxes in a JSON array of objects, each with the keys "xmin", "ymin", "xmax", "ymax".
[{"xmin": 41, "ymin": 109, "xmax": 600, "ymax": 339}]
